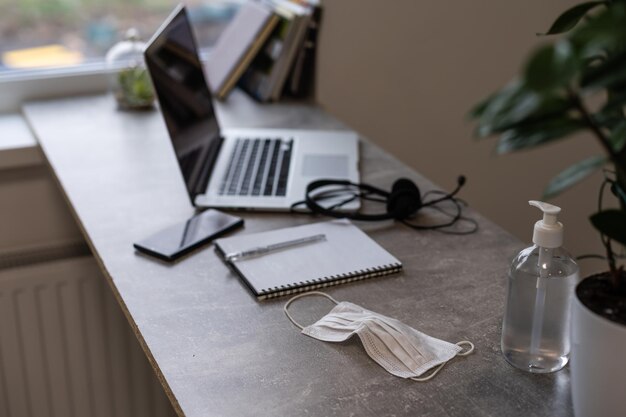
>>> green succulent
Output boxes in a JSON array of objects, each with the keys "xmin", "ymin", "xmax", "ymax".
[{"xmin": 116, "ymin": 66, "xmax": 155, "ymax": 109}]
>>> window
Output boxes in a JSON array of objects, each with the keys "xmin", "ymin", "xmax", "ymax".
[
  {"xmin": 0, "ymin": 0, "xmax": 239, "ymax": 74},
  {"xmin": 0, "ymin": 1, "xmax": 240, "ymax": 112}
]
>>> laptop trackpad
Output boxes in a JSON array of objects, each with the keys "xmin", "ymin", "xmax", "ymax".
[{"xmin": 302, "ymin": 154, "xmax": 349, "ymax": 177}]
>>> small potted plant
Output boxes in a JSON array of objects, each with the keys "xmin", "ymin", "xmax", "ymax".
[
  {"xmin": 470, "ymin": 2, "xmax": 626, "ymax": 416},
  {"xmin": 106, "ymin": 28, "xmax": 155, "ymax": 111}
]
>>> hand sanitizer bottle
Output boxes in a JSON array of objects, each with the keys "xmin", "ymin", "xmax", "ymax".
[{"xmin": 501, "ymin": 201, "xmax": 579, "ymax": 373}]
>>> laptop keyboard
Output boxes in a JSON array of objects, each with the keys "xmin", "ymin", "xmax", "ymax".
[{"xmin": 219, "ymin": 138, "xmax": 293, "ymax": 197}]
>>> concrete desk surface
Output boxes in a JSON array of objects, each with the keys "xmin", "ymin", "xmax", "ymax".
[{"xmin": 23, "ymin": 91, "xmax": 572, "ymax": 417}]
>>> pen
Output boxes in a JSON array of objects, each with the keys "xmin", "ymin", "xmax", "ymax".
[{"xmin": 225, "ymin": 234, "xmax": 327, "ymax": 262}]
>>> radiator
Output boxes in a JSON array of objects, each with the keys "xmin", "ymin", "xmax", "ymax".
[{"xmin": 0, "ymin": 252, "xmax": 177, "ymax": 417}]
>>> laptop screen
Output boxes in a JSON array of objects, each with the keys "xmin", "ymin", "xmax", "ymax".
[{"xmin": 144, "ymin": 5, "xmax": 221, "ymax": 202}]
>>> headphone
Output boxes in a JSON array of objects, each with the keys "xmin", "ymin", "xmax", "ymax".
[{"xmin": 300, "ymin": 176, "xmax": 477, "ymax": 233}]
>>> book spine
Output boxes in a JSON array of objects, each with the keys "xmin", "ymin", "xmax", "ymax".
[
  {"xmin": 239, "ymin": 31, "xmax": 284, "ymax": 98},
  {"xmin": 269, "ymin": 13, "xmax": 311, "ymax": 101},
  {"xmin": 286, "ymin": 5, "xmax": 320, "ymax": 98},
  {"xmin": 217, "ymin": 13, "xmax": 280, "ymax": 100},
  {"xmin": 257, "ymin": 263, "xmax": 403, "ymax": 300},
  {"xmin": 238, "ymin": 67, "xmax": 268, "ymax": 101},
  {"xmin": 257, "ymin": 15, "xmax": 293, "ymax": 101}
]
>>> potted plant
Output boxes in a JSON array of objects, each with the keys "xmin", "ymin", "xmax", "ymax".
[
  {"xmin": 105, "ymin": 28, "xmax": 155, "ymax": 111},
  {"xmin": 470, "ymin": 2, "xmax": 626, "ymax": 416}
]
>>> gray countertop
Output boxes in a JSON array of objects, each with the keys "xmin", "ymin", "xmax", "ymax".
[{"xmin": 23, "ymin": 90, "xmax": 572, "ymax": 417}]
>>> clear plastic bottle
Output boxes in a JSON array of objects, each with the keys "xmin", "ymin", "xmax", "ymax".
[{"xmin": 501, "ymin": 201, "xmax": 579, "ymax": 373}]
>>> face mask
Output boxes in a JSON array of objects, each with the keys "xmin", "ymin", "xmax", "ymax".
[{"xmin": 284, "ymin": 292, "xmax": 474, "ymax": 381}]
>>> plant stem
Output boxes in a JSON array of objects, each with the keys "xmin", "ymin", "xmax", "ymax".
[
  {"xmin": 569, "ymin": 90, "xmax": 621, "ymax": 280},
  {"xmin": 568, "ymin": 90, "xmax": 619, "ymax": 161}
]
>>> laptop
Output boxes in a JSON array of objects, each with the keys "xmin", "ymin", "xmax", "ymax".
[{"xmin": 144, "ymin": 5, "xmax": 360, "ymax": 211}]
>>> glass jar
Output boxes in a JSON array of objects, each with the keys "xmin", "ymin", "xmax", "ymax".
[{"xmin": 105, "ymin": 28, "xmax": 155, "ymax": 110}]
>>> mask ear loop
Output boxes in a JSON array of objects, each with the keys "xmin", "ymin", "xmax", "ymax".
[
  {"xmin": 410, "ymin": 340, "xmax": 474, "ymax": 382},
  {"xmin": 284, "ymin": 291, "xmax": 339, "ymax": 330}
]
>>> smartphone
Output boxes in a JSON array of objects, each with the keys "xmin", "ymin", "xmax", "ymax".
[{"xmin": 133, "ymin": 209, "xmax": 244, "ymax": 261}]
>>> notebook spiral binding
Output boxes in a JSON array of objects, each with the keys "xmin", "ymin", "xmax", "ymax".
[{"xmin": 258, "ymin": 263, "xmax": 403, "ymax": 300}]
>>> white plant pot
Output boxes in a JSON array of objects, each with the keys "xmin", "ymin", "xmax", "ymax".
[{"xmin": 571, "ymin": 293, "xmax": 626, "ymax": 417}]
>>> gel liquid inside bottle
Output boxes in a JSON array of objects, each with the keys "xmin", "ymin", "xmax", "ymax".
[{"xmin": 501, "ymin": 201, "xmax": 579, "ymax": 373}]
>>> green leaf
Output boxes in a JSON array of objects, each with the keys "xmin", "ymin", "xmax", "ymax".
[
  {"xmin": 543, "ymin": 155, "xmax": 607, "ymax": 199},
  {"xmin": 524, "ymin": 42, "xmax": 578, "ymax": 91},
  {"xmin": 472, "ymin": 81, "xmax": 529, "ymax": 136},
  {"xmin": 602, "ymin": 86, "xmax": 626, "ymax": 114},
  {"xmin": 475, "ymin": 81, "xmax": 525, "ymax": 119},
  {"xmin": 581, "ymin": 50, "xmax": 626, "ymax": 90},
  {"xmin": 468, "ymin": 94, "xmax": 494, "ymax": 119},
  {"xmin": 540, "ymin": 1, "xmax": 607, "ymax": 35},
  {"xmin": 479, "ymin": 93, "xmax": 565, "ymax": 136},
  {"xmin": 612, "ymin": 182, "xmax": 626, "ymax": 207},
  {"xmin": 571, "ymin": 3, "xmax": 626, "ymax": 58},
  {"xmin": 609, "ymin": 120, "xmax": 626, "ymax": 153},
  {"xmin": 590, "ymin": 209, "xmax": 626, "ymax": 245},
  {"xmin": 594, "ymin": 110, "xmax": 624, "ymax": 130},
  {"xmin": 473, "ymin": 82, "xmax": 575, "ymax": 138},
  {"xmin": 496, "ymin": 117, "xmax": 585, "ymax": 154},
  {"xmin": 498, "ymin": 95, "xmax": 573, "ymax": 131}
]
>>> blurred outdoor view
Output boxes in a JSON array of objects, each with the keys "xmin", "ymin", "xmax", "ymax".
[{"xmin": 0, "ymin": 0, "xmax": 241, "ymax": 73}]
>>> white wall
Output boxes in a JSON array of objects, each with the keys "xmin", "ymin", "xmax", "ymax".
[{"xmin": 316, "ymin": 0, "xmax": 607, "ymax": 275}]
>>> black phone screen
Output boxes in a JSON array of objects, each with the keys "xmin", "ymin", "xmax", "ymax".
[{"xmin": 133, "ymin": 209, "xmax": 243, "ymax": 261}]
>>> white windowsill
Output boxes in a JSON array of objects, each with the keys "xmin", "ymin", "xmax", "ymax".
[
  {"xmin": 0, "ymin": 50, "xmax": 215, "ymax": 169},
  {"xmin": 0, "ymin": 113, "xmax": 44, "ymax": 170},
  {"xmin": 0, "ymin": 64, "xmax": 112, "ymax": 113}
]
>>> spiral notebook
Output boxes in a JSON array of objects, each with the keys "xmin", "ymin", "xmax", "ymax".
[{"xmin": 214, "ymin": 219, "xmax": 402, "ymax": 300}]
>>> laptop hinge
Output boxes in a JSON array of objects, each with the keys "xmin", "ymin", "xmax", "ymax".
[{"xmin": 191, "ymin": 135, "xmax": 224, "ymax": 202}]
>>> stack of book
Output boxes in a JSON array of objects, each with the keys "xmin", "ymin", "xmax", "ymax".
[{"xmin": 205, "ymin": 0, "xmax": 321, "ymax": 102}]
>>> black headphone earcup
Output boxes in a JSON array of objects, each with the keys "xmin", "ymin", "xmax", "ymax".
[{"xmin": 387, "ymin": 178, "xmax": 422, "ymax": 219}]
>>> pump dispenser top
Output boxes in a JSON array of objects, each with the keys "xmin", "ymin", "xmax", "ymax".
[{"xmin": 529, "ymin": 200, "xmax": 563, "ymax": 248}]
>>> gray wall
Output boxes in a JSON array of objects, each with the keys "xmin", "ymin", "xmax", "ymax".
[{"xmin": 316, "ymin": 0, "xmax": 606, "ymax": 274}]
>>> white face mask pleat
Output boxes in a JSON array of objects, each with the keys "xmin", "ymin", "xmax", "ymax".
[{"xmin": 284, "ymin": 291, "xmax": 474, "ymax": 381}]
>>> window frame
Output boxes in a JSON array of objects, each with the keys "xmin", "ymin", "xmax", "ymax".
[{"xmin": 0, "ymin": 64, "xmax": 112, "ymax": 113}]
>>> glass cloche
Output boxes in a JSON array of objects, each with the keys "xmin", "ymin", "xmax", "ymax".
[{"xmin": 105, "ymin": 28, "xmax": 155, "ymax": 110}]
